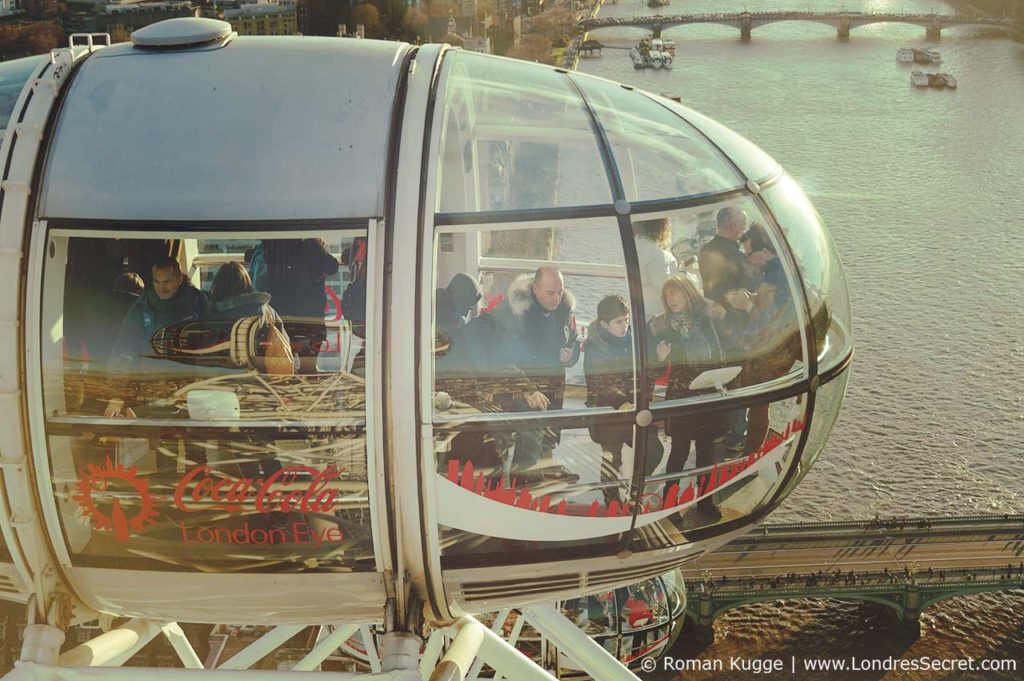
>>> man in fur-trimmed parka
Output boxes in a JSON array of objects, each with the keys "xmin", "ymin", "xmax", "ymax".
[{"xmin": 476, "ymin": 266, "xmax": 580, "ymax": 480}]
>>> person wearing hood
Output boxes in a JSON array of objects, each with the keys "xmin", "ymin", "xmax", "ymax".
[
  {"xmin": 434, "ymin": 272, "xmax": 483, "ymax": 396},
  {"xmin": 106, "ymin": 256, "xmax": 209, "ymax": 417},
  {"xmin": 83, "ymin": 272, "xmax": 145, "ymax": 366},
  {"xmin": 476, "ymin": 266, "xmax": 580, "ymax": 482}
]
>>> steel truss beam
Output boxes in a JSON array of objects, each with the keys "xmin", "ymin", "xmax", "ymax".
[{"xmin": 4, "ymin": 606, "xmax": 645, "ymax": 681}]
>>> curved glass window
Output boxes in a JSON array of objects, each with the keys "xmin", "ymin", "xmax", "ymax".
[
  {"xmin": 779, "ymin": 370, "xmax": 849, "ymax": 500},
  {"xmin": 655, "ymin": 98, "xmax": 781, "ymax": 184},
  {"xmin": 0, "ymin": 55, "xmax": 46, "ymax": 130},
  {"xmin": 569, "ymin": 73, "xmax": 744, "ymax": 203},
  {"xmin": 634, "ymin": 394, "xmax": 808, "ymax": 551},
  {"xmin": 40, "ymin": 227, "xmax": 376, "ymax": 572},
  {"xmin": 432, "ymin": 218, "xmax": 633, "ymax": 420},
  {"xmin": 633, "ymin": 198, "xmax": 808, "ymax": 407},
  {"xmin": 435, "ymin": 52, "xmax": 612, "ymax": 214},
  {"xmin": 435, "ymin": 420, "xmax": 641, "ymax": 560},
  {"xmin": 761, "ymin": 174, "xmax": 853, "ymax": 371},
  {"xmin": 558, "ymin": 572, "xmax": 683, "ymax": 671}
]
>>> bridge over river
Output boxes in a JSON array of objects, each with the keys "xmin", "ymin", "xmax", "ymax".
[
  {"xmin": 678, "ymin": 514, "xmax": 1024, "ymax": 640},
  {"xmin": 579, "ymin": 11, "xmax": 1018, "ymax": 41}
]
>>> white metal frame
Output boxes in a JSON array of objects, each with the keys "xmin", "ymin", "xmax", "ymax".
[
  {"xmin": 0, "ymin": 45, "xmax": 96, "ymax": 620},
  {"xmin": 388, "ymin": 43, "xmax": 449, "ymax": 623},
  {"xmin": 7, "ymin": 606, "xmax": 647, "ymax": 681}
]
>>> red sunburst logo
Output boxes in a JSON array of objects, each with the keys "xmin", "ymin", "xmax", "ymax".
[{"xmin": 73, "ymin": 458, "xmax": 159, "ymax": 543}]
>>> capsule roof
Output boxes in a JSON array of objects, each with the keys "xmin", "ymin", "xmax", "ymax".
[{"xmin": 39, "ymin": 36, "xmax": 411, "ymax": 222}]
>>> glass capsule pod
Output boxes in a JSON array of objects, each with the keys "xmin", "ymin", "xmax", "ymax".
[
  {"xmin": 0, "ymin": 21, "xmax": 851, "ymax": 627},
  {"xmin": 333, "ymin": 571, "xmax": 686, "ymax": 675}
]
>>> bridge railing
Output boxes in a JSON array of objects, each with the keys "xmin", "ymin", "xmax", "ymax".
[{"xmin": 757, "ymin": 513, "xmax": 1024, "ymax": 535}]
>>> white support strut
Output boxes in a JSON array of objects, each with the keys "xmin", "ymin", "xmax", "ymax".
[
  {"xmin": 449, "ymin": 617, "xmax": 557, "ymax": 681},
  {"xmin": 58, "ymin": 618, "xmax": 164, "ymax": 668},
  {"xmin": 217, "ymin": 625, "xmax": 306, "ymax": 671},
  {"xmin": 466, "ymin": 608, "xmax": 510, "ymax": 681},
  {"xmin": 291, "ymin": 624, "xmax": 360, "ymax": 672},
  {"xmin": 160, "ymin": 623, "xmax": 204, "ymax": 670},
  {"xmin": 524, "ymin": 605, "xmax": 642, "ymax": 681},
  {"xmin": 418, "ymin": 631, "xmax": 446, "ymax": 680}
]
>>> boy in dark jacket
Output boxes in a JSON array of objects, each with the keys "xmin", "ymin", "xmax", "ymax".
[{"xmin": 584, "ymin": 295, "xmax": 634, "ymax": 483}]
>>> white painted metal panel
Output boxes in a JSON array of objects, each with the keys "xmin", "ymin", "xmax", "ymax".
[
  {"xmin": 65, "ymin": 568, "xmax": 387, "ymax": 624},
  {"xmin": 39, "ymin": 37, "xmax": 410, "ymax": 221}
]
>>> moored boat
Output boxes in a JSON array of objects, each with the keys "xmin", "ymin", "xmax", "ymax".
[
  {"xmin": 632, "ymin": 38, "xmax": 673, "ymax": 70},
  {"xmin": 896, "ymin": 48, "xmax": 914, "ymax": 63},
  {"xmin": 910, "ymin": 71, "xmax": 929, "ymax": 87},
  {"xmin": 937, "ymin": 73, "xmax": 957, "ymax": 89},
  {"xmin": 912, "ymin": 48, "xmax": 941, "ymax": 64},
  {"xmin": 629, "ymin": 47, "xmax": 647, "ymax": 69}
]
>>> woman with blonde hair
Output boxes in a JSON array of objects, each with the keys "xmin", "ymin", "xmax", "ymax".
[
  {"xmin": 633, "ymin": 217, "xmax": 678, "ymax": 320},
  {"xmin": 648, "ymin": 275, "xmax": 726, "ymax": 520}
]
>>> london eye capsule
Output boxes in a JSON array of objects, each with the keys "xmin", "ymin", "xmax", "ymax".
[{"xmin": 0, "ymin": 17, "xmax": 852, "ymax": 675}]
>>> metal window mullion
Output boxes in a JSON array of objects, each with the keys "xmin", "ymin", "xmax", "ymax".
[{"xmin": 564, "ymin": 73, "xmax": 650, "ymax": 548}]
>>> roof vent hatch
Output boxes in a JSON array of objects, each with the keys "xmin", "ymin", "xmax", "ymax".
[{"xmin": 131, "ymin": 18, "xmax": 235, "ymax": 50}]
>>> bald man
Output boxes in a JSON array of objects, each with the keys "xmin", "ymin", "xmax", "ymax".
[{"xmin": 476, "ymin": 266, "xmax": 581, "ymax": 482}]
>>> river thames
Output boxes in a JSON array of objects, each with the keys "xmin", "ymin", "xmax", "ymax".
[{"xmin": 577, "ymin": 0, "xmax": 1024, "ymax": 677}]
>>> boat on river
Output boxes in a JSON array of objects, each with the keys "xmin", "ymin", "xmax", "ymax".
[
  {"xmin": 631, "ymin": 38, "xmax": 674, "ymax": 70},
  {"xmin": 937, "ymin": 73, "xmax": 957, "ymax": 89},
  {"xmin": 910, "ymin": 71, "xmax": 930, "ymax": 87},
  {"xmin": 896, "ymin": 48, "xmax": 914, "ymax": 63}
]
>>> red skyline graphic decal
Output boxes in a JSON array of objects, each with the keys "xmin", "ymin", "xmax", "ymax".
[{"xmin": 446, "ymin": 418, "xmax": 806, "ymax": 517}]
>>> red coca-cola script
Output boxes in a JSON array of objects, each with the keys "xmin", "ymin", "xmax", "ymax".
[{"xmin": 174, "ymin": 465, "xmax": 342, "ymax": 514}]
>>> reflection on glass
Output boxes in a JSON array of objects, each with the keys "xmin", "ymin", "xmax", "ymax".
[
  {"xmin": 569, "ymin": 72, "xmax": 744, "ymax": 203},
  {"xmin": 42, "ymin": 231, "xmax": 373, "ymax": 573},
  {"xmin": 49, "ymin": 233, "xmax": 365, "ymax": 421},
  {"xmin": 561, "ymin": 594, "xmax": 616, "ymax": 637},
  {"xmin": 557, "ymin": 572, "xmax": 682, "ymax": 673},
  {"xmin": 632, "ymin": 395, "xmax": 807, "ymax": 551},
  {"xmin": 431, "ymin": 221, "xmax": 632, "ymax": 419},
  {"xmin": 658, "ymin": 99, "xmax": 781, "ymax": 184},
  {"xmin": 780, "ymin": 370, "xmax": 849, "ymax": 499},
  {"xmin": 51, "ymin": 429, "xmax": 374, "ymax": 572},
  {"xmin": 435, "ymin": 425, "xmax": 638, "ymax": 559},
  {"xmin": 761, "ymin": 174, "xmax": 853, "ymax": 368},
  {"xmin": 0, "ymin": 55, "xmax": 46, "ymax": 130},
  {"xmin": 435, "ymin": 52, "xmax": 611, "ymax": 213},
  {"xmin": 638, "ymin": 200, "xmax": 806, "ymax": 406}
]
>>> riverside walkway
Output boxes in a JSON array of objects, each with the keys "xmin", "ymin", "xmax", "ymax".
[
  {"xmin": 579, "ymin": 11, "xmax": 1017, "ymax": 41},
  {"xmin": 679, "ymin": 514, "xmax": 1024, "ymax": 640}
]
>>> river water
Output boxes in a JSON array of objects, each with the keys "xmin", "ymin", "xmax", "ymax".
[{"xmin": 577, "ymin": 0, "xmax": 1024, "ymax": 677}]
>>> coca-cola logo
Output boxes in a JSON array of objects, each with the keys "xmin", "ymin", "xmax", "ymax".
[
  {"xmin": 74, "ymin": 458, "xmax": 159, "ymax": 543},
  {"xmin": 173, "ymin": 465, "xmax": 342, "ymax": 515},
  {"xmin": 73, "ymin": 463, "xmax": 345, "ymax": 544}
]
